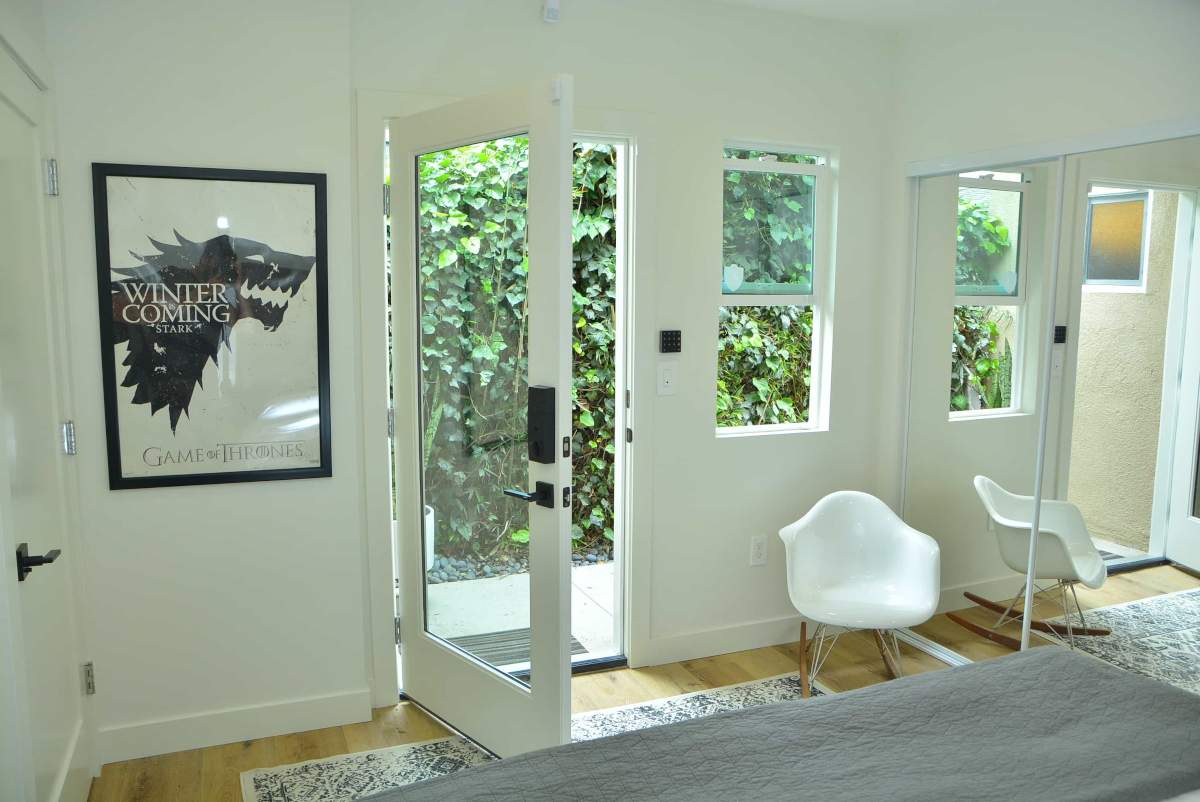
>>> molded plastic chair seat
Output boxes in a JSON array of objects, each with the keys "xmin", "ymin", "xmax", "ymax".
[
  {"xmin": 974, "ymin": 476, "xmax": 1106, "ymax": 590},
  {"xmin": 779, "ymin": 491, "xmax": 941, "ymax": 631}
]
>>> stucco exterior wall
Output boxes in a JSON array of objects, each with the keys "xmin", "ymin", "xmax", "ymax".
[{"xmin": 1067, "ymin": 192, "xmax": 1178, "ymax": 550}]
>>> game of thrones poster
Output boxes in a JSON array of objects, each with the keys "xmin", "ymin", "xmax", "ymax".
[{"xmin": 93, "ymin": 164, "xmax": 330, "ymax": 488}]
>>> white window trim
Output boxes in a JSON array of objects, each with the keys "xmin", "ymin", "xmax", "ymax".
[
  {"xmin": 717, "ymin": 144, "xmax": 834, "ymax": 435},
  {"xmin": 1082, "ymin": 189, "xmax": 1151, "ymax": 292},
  {"xmin": 950, "ymin": 173, "xmax": 1031, "ymax": 419}
]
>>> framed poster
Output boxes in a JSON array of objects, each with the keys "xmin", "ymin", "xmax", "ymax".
[{"xmin": 92, "ymin": 163, "xmax": 331, "ymax": 489}]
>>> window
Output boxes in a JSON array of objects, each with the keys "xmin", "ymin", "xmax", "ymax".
[
  {"xmin": 951, "ymin": 170, "xmax": 1027, "ymax": 415},
  {"xmin": 718, "ymin": 146, "xmax": 830, "ymax": 430},
  {"xmin": 1085, "ymin": 188, "xmax": 1149, "ymax": 288}
]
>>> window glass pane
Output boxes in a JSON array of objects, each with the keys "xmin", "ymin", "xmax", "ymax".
[
  {"xmin": 951, "ymin": 305, "xmax": 1018, "ymax": 413},
  {"xmin": 717, "ymin": 305, "xmax": 812, "ymax": 427},
  {"xmin": 723, "ymin": 147, "xmax": 823, "ymax": 165},
  {"xmin": 959, "ymin": 170, "xmax": 1022, "ymax": 182},
  {"xmin": 1086, "ymin": 193, "xmax": 1146, "ymax": 284},
  {"xmin": 723, "ymin": 169, "xmax": 816, "ymax": 295},
  {"xmin": 957, "ymin": 186, "xmax": 1021, "ymax": 296}
]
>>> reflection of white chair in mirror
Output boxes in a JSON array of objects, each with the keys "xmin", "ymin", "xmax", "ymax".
[
  {"xmin": 946, "ymin": 475, "xmax": 1110, "ymax": 650},
  {"xmin": 779, "ymin": 491, "xmax": 940, "ymax": 697}
]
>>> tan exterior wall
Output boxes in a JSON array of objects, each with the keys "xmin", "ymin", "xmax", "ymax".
[{"xmin": 1067, "ymin": 192, "xmax": 1178, "ymax": 551}]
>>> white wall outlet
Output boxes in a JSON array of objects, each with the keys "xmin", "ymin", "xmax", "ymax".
[
  {"xmin": 749, "ymin": 534, "xmax": 767, "ymax": 566},
  {"xmin": 656, "ymin": 361, "xmax": 678, "ymax": 396}
]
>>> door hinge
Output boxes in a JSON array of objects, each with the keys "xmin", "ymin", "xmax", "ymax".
[
  {"xmin": 82, "ymin": 662, "xmax": 95, "ymax": 695},
  {"xmin": 387, "ymin": 407, "xmax": 395, "ymax": 438},
  {"xmin": 44, "ymin": 158, "xmax": 59, "ymax": 197},
  {"xmin": 383, "ymin": 183, "xmax": 391, "ymax": 217},
  {"xmin": 61, "ymin": 420, "xmax": 77, "ymax": 455},
  {"xmin": 394, "ymin": 616, "xmax": 402, "ymax": 646}
]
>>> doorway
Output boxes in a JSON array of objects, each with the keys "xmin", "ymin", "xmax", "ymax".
[
  {"xmin": 1065, "ymin": 185, "xmax": 1183, "ymax": 563},
  {"xmin": 1053, "ymin": 135, "xmax": 1200, "ymax": 573},
  {"xmin": 384, "ymin": 133, "xmax": 631, "ymax": 685}
]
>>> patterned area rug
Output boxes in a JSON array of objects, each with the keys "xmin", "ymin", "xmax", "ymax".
[
  {"xmin": 241, "ymin": 672, "xmax": 827, "ymax": 802},
  {"xmin": 1051, "ymin": 588, "xmax": 1200, "ymax": 695}
]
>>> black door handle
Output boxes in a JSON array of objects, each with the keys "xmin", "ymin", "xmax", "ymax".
[
  {"xmin": 503, "ymin": 481, "xmax": 554, "ymax": 509},
  {"xmin": 16, "ymin": 543, "xmax": 61, "ymax": 582}
]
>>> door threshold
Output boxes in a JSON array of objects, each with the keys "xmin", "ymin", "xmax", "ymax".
[{"xmin": 509, "ymin": 655, "xmax": 628, "ymax": 682}]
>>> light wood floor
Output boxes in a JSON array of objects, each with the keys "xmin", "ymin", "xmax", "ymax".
[{"xmin": 87, "ymin": 565, "xmax": 1198, "ymax": 802}]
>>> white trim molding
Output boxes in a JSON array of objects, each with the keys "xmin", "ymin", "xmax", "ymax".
[{"xmin": 96, "ymin": 688, "xmax": 372, "ymax": 765}]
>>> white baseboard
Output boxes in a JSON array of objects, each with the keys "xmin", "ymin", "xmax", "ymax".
[
  {"xmin": 629, "ymin": 615, "xmax": 803, "ymax": 668},
  {"xmin": 96, "ymin": 688, "xmax": 372, "ymax": 765},
  {"xmin": 629, "ymin": 574, "xmax": 1027, "ymax": 669},
  {"xmin": 937, "ymin": 574, "xmax": 1024, "ymax": 614}
]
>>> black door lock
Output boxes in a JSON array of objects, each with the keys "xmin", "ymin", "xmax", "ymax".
[
  {"xmin": 16, "ymin": 543, "xmax": 61, "ymax": 582},
  {"xmin": 503, "ymin": 481, "xmax": 555, "ymax": 509}
]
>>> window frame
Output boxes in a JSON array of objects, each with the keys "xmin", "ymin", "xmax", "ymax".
[
  {"xmin": 717, "ymin": 143, "xmax": 834, "ymax": 436},
  {"xmin": 1083, "ymin": 189, "xmax": 1151, "ymax": 292},
  {"xmin": 950, "ymin": 173, "xmax": 1031, "ymax": 420}
]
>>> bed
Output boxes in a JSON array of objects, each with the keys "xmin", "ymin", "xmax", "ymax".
[{"xmin": 370, "ymin": 647, "xmax": 1200, "ymax": 801}]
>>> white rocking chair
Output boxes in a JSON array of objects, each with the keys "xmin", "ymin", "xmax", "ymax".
[
  {"xmin": 946, "ymin": 475, "xmax": 1110, "ymax": 649},
  {"xmin": 779, "ymin": 491, "xmax": 940, "ymax": 697}
]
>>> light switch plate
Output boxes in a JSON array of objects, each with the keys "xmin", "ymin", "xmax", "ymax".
[{"xmin": 657, "ymin": 362, "xmax": 678, "ymax": 396}]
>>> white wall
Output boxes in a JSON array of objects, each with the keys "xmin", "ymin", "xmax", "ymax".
[
  {"xmin": 42, "ymin": 0, "xmax": 371, "ymax": 763},
  {"xmin": 354, "ymin": 0, "xmax": 899, "ymax": 663}
]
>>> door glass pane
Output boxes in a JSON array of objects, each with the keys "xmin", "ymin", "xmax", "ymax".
[
  {"xmin": 416, "ymin": 135, "xmax": 534, "ymax": 678},
  {"xmin": 956, "ymin": 185, "xmax": 1022, "ymax": 296}
]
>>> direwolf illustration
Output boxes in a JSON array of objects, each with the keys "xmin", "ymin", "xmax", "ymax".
[{"xmin": 110, "ymin": 232, "xmax": 317, "ymax": 433}]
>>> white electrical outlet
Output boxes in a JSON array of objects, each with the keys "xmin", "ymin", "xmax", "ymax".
[{"xmin": 749, "ymin": 534, "xmax": 767, "ymax": 566}]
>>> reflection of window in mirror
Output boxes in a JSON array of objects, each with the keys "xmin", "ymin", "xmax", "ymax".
[
  {"xmin": 950, "ymin": 170, "xmax": 1027, "ymax": 416},
  {"xmin": 1085, "ymin": 187, "xmax": 1149, "ymax": 291}
]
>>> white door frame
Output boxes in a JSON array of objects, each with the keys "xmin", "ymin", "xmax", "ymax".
[
  {"xmin": 353, "ymin": 89, "xmax": 656, "ymax": 708},
  {"xmin": 1048, "ymin": 141, "xmax": 1200, "ymax": 561}
]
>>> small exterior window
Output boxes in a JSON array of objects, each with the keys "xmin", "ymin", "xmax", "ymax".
[
  {"xmin": 1085, "ymin": 188, "xmax": 1149, "ymax": 288},
  {"xmin": 951, "ymin": 169, "xmax": 1028, "ymax": 416},
  {"xmin": 718, "ymin": 145, "xmax": 831, "ymax": 432}
]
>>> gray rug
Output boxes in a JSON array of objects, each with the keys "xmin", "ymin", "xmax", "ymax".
[
  {"xmin": 1051, "ymin": 588, "xmax": 1200, "ymax": 695},
  {"xmin": 241, "ymin": 672, "xmax": 827, "ymax": 802}
]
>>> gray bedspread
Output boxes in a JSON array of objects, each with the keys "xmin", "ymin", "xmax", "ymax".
[{"xmin": 372, "ymin": 648, "xmax": 1200, "ymax": 801}]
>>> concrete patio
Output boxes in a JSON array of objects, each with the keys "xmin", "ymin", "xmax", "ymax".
[{"xmin": 426, "ymin": 562, "xmax": 618, "ymax": 667}]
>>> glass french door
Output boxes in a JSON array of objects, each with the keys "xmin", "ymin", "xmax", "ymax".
[{"xmin": 389, "ymin": 77, "xmax": 574, "ymax": 756}]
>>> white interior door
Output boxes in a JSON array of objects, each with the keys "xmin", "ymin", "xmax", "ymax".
[
  {"xmin": 0, "ymin": 49, "xmax": 91, "ymax": 802},
  {"xmin": 390, "ymin": 77, "xmax": 574, "ymax": 756}
]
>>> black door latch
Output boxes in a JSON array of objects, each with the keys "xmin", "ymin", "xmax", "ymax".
[
  {"xmin": 502, "ymin": 481, "xmax": 555, "ymax": 509},
  {"xmin": 16, "ymin": 543, "xmax": 61, "ymax": 582}
]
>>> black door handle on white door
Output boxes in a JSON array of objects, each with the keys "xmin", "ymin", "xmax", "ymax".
[
  {"xmin": 502, "ymin": 481, "xmax": 554, "ymax": 509},
  {"xmin": 16, "ymin": 542, "xmax": 61, "ymax": 582}
]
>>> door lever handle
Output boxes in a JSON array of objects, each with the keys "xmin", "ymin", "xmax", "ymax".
[
  {"xmin": 502, "ymin": 481, "xmax": 554, "ymax": 509},
  {"xmin": 16, "ymin": 543, "xmax": 62, "ymax": 582}
]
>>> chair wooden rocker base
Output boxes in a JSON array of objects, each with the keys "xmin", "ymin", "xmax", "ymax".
[{"xmin": 947, "ymin": 581, "xmax": 1111, "ymax": 651}]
